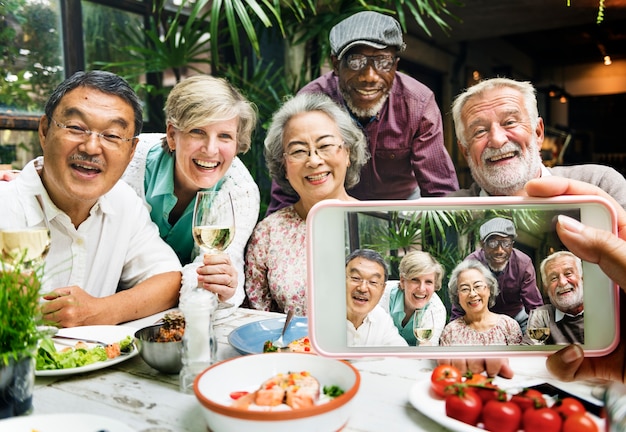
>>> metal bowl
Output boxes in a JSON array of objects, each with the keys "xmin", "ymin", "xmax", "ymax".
[{"xmin": 134, "ymin": 324, "xmax": 182, "ymax": 374}]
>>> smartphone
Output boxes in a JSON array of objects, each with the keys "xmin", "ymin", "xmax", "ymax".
[{"xmin": 306, "ymin": 195, "xmax": 618, "ymax": 359}]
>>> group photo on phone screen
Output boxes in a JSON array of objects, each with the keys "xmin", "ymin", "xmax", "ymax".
[{"xmin": 343, "ymin": 206, "xmax": 586, "ymax": 349}]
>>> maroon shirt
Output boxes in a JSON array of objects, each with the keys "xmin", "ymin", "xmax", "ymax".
[{"xmin": 267, "ymin": 71, "xmax": 459, "ymax": 213}]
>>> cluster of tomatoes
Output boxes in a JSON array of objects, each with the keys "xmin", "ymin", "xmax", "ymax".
[{"xmin": 430, "ymin": 364, "xmax": 600, "ymax": 432}]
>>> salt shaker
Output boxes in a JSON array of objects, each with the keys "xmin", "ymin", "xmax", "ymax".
[{"xmin": 179, "ymin": 288, "xmax": 218, "ymax": 393}]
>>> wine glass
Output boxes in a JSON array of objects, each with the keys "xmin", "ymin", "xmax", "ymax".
[
  {"xmin": 0, "ymin": 195, "xmax": 51, "ymax": 271},
  {"xmin": 192, "ymin": 191, "xmax": 235, "ymax": 255},
  {"xmin": 527, "ymin": 308, "xmax": 551, "ymax": 345},
  {"xmin": 412, "ymin": 308, "xmax": 435, "ymax": 345}
]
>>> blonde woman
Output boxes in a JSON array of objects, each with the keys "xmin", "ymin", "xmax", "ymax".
[
  {"xmin": 123, "ymin": 75, "xmax": 259, "ymax": 310},
  {"xmin": 386, "ymin": 251, "xmax": 447, "ymax": 345}
]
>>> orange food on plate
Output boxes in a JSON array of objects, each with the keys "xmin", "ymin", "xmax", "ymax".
[
  {"xmin": 287, "ymin": 336, "xmax": 313, "ymax": 353},
  {"xmin": 232, "ymin": 371, "xmax": 320, "ymax": 410}
]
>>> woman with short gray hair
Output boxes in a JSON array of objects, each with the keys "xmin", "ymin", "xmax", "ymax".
[
  {"xmin": 245, "ymin": 92, "xmax": 369, "ymax": 316},
  {"xmin": 440, "ymin": 260, "xmax": 522, "ymax": 346}
]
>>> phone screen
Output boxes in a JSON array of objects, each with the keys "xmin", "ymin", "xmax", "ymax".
[{"xmin": 307, "ymin": 197, "xmax": 618, "ymax": 357}]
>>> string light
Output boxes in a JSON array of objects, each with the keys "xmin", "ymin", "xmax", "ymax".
[{"xmin": 604, "ymin": 55, "xmax": 612, "ymax": 65}]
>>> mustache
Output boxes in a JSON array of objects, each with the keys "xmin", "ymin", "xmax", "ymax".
[
  {"xmin": 555, "ymin": 283, "xmax": 576, "ymax": 295},
  {"xmin": 69, "ymin": 152, "xmax": 104, "ymax": 166},
  {"xmin": 481, "ymin": 141, "xmax": 521, "ymax": 160}
]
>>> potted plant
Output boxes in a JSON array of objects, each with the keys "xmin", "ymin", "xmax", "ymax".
[{"xmin": 0, "ymin": 256, "xmax": 44, "ymax": 418}]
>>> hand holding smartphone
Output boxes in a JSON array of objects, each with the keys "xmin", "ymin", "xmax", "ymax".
[{"xmin": 306, "ymin": 196, "xmax": 618, "ymax": 359}]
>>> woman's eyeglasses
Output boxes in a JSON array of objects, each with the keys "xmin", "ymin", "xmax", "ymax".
[
  {"xmin": 284, "ymin": 142, "xmax": 343, "ymax": 163},
  {"xmin": 458, "ymin": 283, "xmax": 488, "ymax": 295}
]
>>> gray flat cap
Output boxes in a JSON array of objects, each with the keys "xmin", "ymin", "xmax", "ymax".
[
  {"xmin": 479, "ymin": 217, "xmax": 517, "ymax": 242},
  {"xmin": 330, "ymin": 11, "xmax": 406, "ymax": 60}
]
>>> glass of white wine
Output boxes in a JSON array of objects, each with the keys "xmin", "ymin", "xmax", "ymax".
[
  {"xmin": 192, "ymin": 191, "xmax": 235, "ymax": 255},
  {"xmin": 412, "ymin": 308, "xmax": 435, "ymax": 346},
  {"xmin": 527, "ymin": 308, "xmax": 551, "ymax": 345},
  {"xmin": 0, "ymin": 215, "xmax": 50, "ymax": 271}
]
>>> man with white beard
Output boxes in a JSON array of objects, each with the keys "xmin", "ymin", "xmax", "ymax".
[
  {"xmin": 523, "ymin": 251, "xmax": 585, "ymax": 344},
  {"xmin": 448, "ymin": 77, "xmax": 626, "ymax": 209}
]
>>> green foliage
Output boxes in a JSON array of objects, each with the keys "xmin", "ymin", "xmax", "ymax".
[
  {"xmin": 222, "ymin": 58, "xmax": 299, "ymax": 217},
  {"xmin": 0, "ymin": 257, "xmax": 44, "ymax": 364},
  {"xmin": 95, "ymin": 0, "xmax": 213, "ymax": 86},
  {"xmin": 0, "ymin": 0, "xmax": 62, "ymax": 113}
]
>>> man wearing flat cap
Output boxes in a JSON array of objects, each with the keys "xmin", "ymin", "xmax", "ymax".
[
  {"xmin": 451, "ymin": 217, "xmax": 543, "ymax": 333},
  {"xmin": 267, "ymin": 11, "xmax": 458, "ymax": 213}
]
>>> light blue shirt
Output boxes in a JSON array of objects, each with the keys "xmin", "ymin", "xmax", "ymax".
[{"xmin": 144, "ymin": 145, "xmax": 222, "ymax": 264}]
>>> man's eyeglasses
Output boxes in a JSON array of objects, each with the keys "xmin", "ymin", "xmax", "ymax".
[
  {"xmin": 458, "ymin": 283, "xmax": 488, "ymax": 295},
  {"xmin": 344, "ymin": 54, "xmax": 397, "ymax": 72},
  {"xmin": 51, "ymin": 118, "xmax": 135, "ymax": 149},
  {"xmin": 284, "ymin": 142, "xmax": 343, "ymax": 163},
  {"xmin": 485, "ymin": 239, "xmax": 514, "ymax": 249},
  {"xmin": 348, "ymin": 276, "xmax": 381, "ymax": 290}
]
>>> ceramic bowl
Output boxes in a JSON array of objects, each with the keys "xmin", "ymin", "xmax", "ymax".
[
  {"xmin": 194, "ymin": 353, "xmax": 360, "ymax": 432},
  {"xmin": 134, "ymin": 324, "xmax": 182, "ymax": 374}
]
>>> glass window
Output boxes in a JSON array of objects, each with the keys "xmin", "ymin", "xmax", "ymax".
[{"xmin": 0, "ymin": 0, "xmax": 63, "ymax": 116}]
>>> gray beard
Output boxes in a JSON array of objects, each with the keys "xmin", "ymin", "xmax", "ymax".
[
  {"xmin": 468, "ymin": 140, "xmax": 543, "ymax": 196},
  {"xmin": 340, "ymin": 88, "xmax": 389, "ymax": 120}
]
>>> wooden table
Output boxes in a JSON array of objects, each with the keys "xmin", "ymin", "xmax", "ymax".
[{"xmin": 26, "ymin": 308, "xmax": 604, "ymax": 431}]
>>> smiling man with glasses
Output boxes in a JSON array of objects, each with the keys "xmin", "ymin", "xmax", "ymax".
[
  {"xmin": 0, "ymin": 71, "xmax": 182, "ymax": 328},
  {"xmin": 450, "ymin": 217, "xmax": 543, "ymax": 334},
  {"xmin": 267, "ymin": 11, "xmax": 459, "ymax": 214}
]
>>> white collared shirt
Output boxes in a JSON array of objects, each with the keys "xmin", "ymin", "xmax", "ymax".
[
  {"xmin": 0, "ymin": 157, "xmax": 181, "ymax": 297},
  {"xmin": 347, "ymin": 305, "xmax": 409, "ymax": 347}
]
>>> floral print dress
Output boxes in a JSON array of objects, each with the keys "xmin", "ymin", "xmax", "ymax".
[
  {"xmin": 439, "ymin": 315, "xmax": 522, "ymax": 346},
  {"xmin": 244, "ymin": 206, "xmax": 308, "ymax": 316}
]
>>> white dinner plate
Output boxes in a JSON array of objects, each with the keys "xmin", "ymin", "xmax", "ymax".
[
  {"xmin": 0, "ymin": 413, "xmax": 136, "ymax": 431},
  {"xmin": 408, "ymin": 379, "xmax": 605, "ymax": 431},
  {"xmin": 35, "ymin": 325, "xmax": 138, "ymax": 377}
]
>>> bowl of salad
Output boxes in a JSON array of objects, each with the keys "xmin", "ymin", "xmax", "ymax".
[{"xmin": 194, "ymin": 352, "xmax": 360, "ymax": 432}]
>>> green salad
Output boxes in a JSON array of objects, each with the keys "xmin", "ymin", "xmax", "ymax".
[{"xmin": 36, "ymin": 335, "xmax": 133, "ymax": 370}]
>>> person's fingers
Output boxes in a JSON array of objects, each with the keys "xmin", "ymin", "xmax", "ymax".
[
  {"xmin": 525, "ymin": 176, "xmax": 626, "ymax": 237},
  {"xmin": 546, "ymin": 344, "xmax": 585, "ymax": 382},
  {"xmin": 525, "ymin": 176, "xmax": 613, "ymax": 201},
  {"xmin": 486, "ymin": 358, "xmax": 514, "ymax": 379}
]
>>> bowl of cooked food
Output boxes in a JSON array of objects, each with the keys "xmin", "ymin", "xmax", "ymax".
[
  {"xmin": 193, "ymin": 352, "xmax": 360, "ymax": 432},
  {"xmin": 134, "ymin": 311, "xmax": 184, "ymax": 374}
]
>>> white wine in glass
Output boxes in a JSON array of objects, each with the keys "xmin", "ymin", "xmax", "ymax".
[
  {"xmin": 412, "ymin": 308, "xmax": 435, "ymax": 345},
  {"xmin": 0, "ymin": 227, "xmax": 50, "ymax": 269},
  {"xmin": 527, "ymin": 308, "xmax": 551, "ymax": 345},
  {"xmin": 192, "ymin": 191, "xmax": 235, "ymax": 254}
]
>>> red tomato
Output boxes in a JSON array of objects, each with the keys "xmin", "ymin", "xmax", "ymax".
[
  {"xmin": 482, "ymin": 399, "xmax": 522, "ymax": 432},
  {"xmin": 431, "ymin": 364, "xmax": 462, "ymax": 398},
  {"xmin": 463, "ymin": 371, "xmax": 490, "ymax": 386},
  {"xmin": 554, "ymin": 397, "xmax": 587, "ymax": 419},
  {"xmin": 467, "ymin": 382, "xmax": 501, "ymax": 404},
  {"xmin": 510, "ymin": 388, "xmax": 547, "ymax": 412},
  {"xmin": 445, "ymin": 388, "xmax": 483, "ymax": 426},
  {"xmin": 229, "ymin": 391, "xmax": 249, "ymax": 400},
  {"xmin": 562, "ymin": 412, "xmax": 600, "ymax": 432},
  {"xmin": 522, "ymin": 407, "xmax": 563, "ymax": 432}
]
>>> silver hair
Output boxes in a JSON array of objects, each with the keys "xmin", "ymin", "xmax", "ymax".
[
  {"xmin": 448, "ymin": 259, "xmax": 499, "ymax": 309},
  {"xmin": 539, "ymin": 250, "xmax": 582, "ymax": 288},
  {"xmin": 451, "ymin": 77, "xmax": 539, "ymax": 148},
  {"xmin": 264, "ymin": 92, "xmax": 370, "ymax": 196}
]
